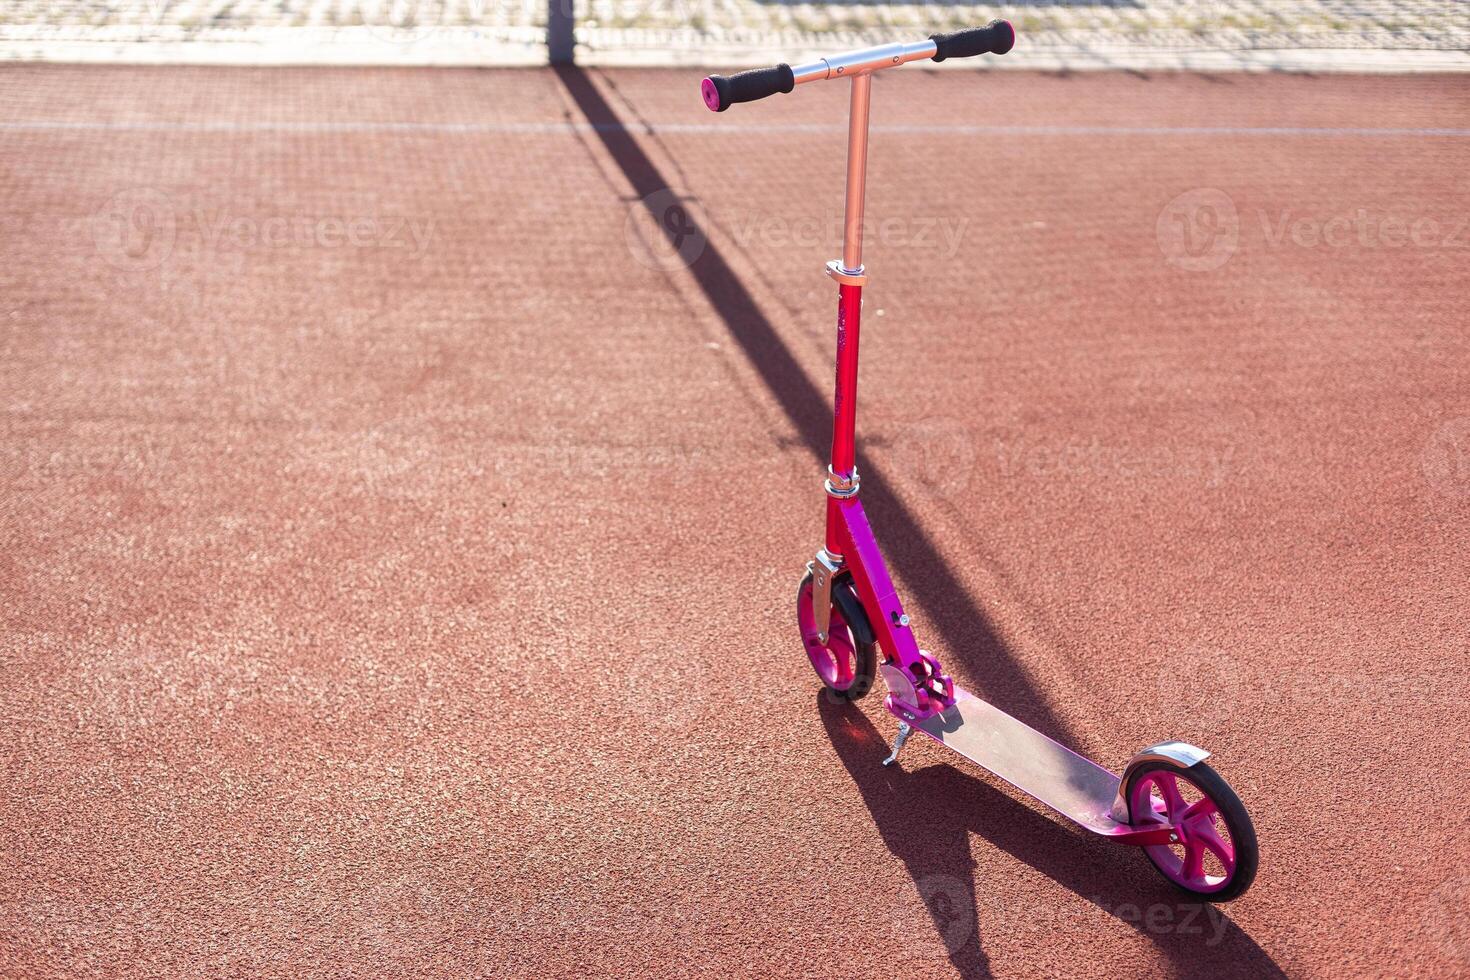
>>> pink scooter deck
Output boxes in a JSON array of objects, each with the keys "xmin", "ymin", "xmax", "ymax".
[{"xmin": 912, "ymin": 687, "xmax": 1134, "ymax": 838}]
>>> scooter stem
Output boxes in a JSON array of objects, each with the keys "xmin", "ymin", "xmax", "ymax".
[
  {"xmin": 840, "ymin": 72, "xmax": 873, "ymax": 274},
  {"xmin": 825, "ymin": 73, "xmax": 873, "ymax": 556}
]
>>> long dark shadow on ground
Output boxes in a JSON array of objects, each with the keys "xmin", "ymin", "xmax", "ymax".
[
  {"xmin": 820, "ymin": 696, "xmax": 1284, "ymax": 979},
  {"xmin": 553, "ymin": 64, "xmax": 1078, "ymax": 747}
]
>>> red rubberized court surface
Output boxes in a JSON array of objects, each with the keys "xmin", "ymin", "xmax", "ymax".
[{"xmin": 2, "ymin": 65, "xmax": 1468, "ymax": 978}]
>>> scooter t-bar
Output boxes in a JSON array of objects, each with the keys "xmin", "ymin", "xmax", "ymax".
[
  {"xmin": 700, "ymin": 20, "xmax": 1015, "ymax": 113},
  {"xmin": 702, "ymin": 21, "xmax": 1013, "ymax": 276}
]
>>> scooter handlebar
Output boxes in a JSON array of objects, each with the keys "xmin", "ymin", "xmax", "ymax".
[
  {"xmin": 702, "ymin": 64, "xmax": 795, "ymax": 112},
  {"xmin": 701, "ymin": 20, "xmax": 1014, "ymax": 111},
  {"xmin": 930, "ymin": 19, "xmax": 1015, "ymax": 61}
]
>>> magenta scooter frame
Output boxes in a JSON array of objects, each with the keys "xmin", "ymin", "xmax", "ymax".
[
  {"xmin": 815, "ymin": 69, "xmax": 955, "ymax": 727},
  {"xmin": 702, "ymin": 20, "xmax": 1259, "ymax": 903}
]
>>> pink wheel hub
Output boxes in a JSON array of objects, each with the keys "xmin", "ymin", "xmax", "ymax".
[
  {"xmin": 1129, "ymin": 769, "xmax": 1237, "ymax": 893},
  {"xmin": 797, "ymin": 578, "xmax": 859, "ymax": 691}
]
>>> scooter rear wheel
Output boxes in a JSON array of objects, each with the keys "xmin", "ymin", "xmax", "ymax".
[
  {"xmin": 796, "ymin": 571, "xmax": 877, "ymax": 700},
  {"xmin": 1125, "ymin": 760, "xmax": 1259, "ymax": 901}
]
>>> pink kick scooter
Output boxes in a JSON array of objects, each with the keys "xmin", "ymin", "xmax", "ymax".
[{"xmin": 702, "ymin": 20, "xmax": 1259, "ymax": 901}]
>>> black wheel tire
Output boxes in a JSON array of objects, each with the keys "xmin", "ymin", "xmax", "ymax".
[
  {"xmin": 797, "ymin": 570, "xmax": 878, "ymax": 701},
  {"xmin": 1126, "ymin": 760, "xmax": 1259, "ymax": 902}
]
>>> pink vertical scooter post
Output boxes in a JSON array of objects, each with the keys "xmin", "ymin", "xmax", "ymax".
[{"xmin": 703, "ymin": 21, "xmax": 1259, "ymax": 902}]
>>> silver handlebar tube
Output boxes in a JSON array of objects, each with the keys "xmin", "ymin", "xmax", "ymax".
[
  {"xmin": 790, "ymin": 39, "xmax": 940, "ymax": 84},
  {"xmin": 790, "ymin": 40, "xmax": 938, "ymax": 274}
]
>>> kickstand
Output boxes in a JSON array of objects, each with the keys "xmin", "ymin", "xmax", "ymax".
[{"xmin": 881, "ymin": 722, "xmax": 912, "ymax": 767}]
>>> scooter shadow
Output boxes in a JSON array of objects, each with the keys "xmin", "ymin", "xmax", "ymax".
[{"xmin": 817, "ymin": 694, "xmax": 1283, "ymax": 979}]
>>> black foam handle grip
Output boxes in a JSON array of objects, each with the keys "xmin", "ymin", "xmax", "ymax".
[
  {"xmin": 929, "ymin": 19, "xmax": 1015, "ymax": 62},
  {"xmin": 701, "ymin": 64, "xmax": 796, "ymax": 112}
]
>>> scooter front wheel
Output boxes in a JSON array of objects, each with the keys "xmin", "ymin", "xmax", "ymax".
[
  {"xmin": 796, "ymin": 571, "xmax": 877, "ymax": 700},
  {"xmin": 1126, "ymin": 760, "xmax": 1259, "ymax": 901}
]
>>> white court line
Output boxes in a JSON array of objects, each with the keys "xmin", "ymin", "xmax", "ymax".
[{"xmin": 2, "ymin": 120, "xmax": 1469, "ymax": 138}]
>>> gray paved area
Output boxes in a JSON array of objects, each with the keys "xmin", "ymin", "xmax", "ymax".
[{"xmin": 2, "ymin": 1, "xmax": 1467, "ymax": 69}]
